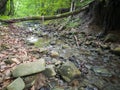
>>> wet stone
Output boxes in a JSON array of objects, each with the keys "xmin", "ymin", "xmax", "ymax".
[
  {"xmin": 59, "ymin": 49, "xmax": 73, "ymax": 59},
  {"xmin": 92, "ymin": 66, "xmax": 112, "ymax": 77},
  {"xmin": 52, "ymin": 59, "xmax": 62, "ymax": 65},
  {"xmin": 39, "ymin": 48, "xmax": 48, "ymax": 53},
  {"xmin": 4, "ymin": 58, "xmax": 21, "ymax": 65},
  {"xmin": 84, "ymin": 86, "xmax": 98, "ymax": 90},
  {"xmin": 7, "ymin": 77, "xmax": 25, "ymax": 90},
  {"xmin": 50, "ymin": 51, "xmax": 59, "ymax": 58},
  {"xmin": 112, "ymin": 47, "xmax": 120, "ymax": 56},
  {"xmin": 62, "ymin": 44, "xmax": 70, "ymax": 49},
  {"xmin": 23, "ymin": 75, "xmax": 37, "ymax": 89},
  {"xmin": 65, "ymin": 87, "xmax": 79, "ymax": 90},
  {"xmin": 41, "ymin": 32, "xmax": 49, "ymax": 37},
  {"xmin": 12, "ymin": 59, "xmax": 45, "ymax": 77},
  {"xmin": 50, "ymin": 40, "xmax": 56, "ymax": 45},
  {"xmin": 4, "ymin": 70, "xmax": 11, "ymax": 80},
  {"xmin": 95, "ymin": 48, "xmax": 103, "ymax": 55},
  {"xmin": 86, "ymin": 76, "xmax": 107, "ymax": 89},
  {"xmin": 100, "ymin": 44, "xmax": 110, "ymax": 49},
  {"xmin": 4, "ymin": 59, "xmax": 14, "ymax": 65},
  {"xmin": 43, "ymin": 65, "xmax": 56, "ymax": 77},
  {"xmin": 39, "ymin": 86, "xmax": 50, "ymax": 90},
  {"xmin": 103, "ymin": 84, "xmax": 120, "ymax": 90},
  {"xmin": 51, "ymin": 87, "xmax": 64, "ymax": 90},
  {"xmin": 58, "ymin": 61, "xmax": 81, "ymax": 82},
  {"xmin": 26, "ymin": 36, "xmax": 39, "ymax": 45}
]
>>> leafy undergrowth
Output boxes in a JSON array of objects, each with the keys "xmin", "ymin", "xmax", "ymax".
[{"xmin": 0, "ymin": 25, "xmax": 39, "ymax": 89}]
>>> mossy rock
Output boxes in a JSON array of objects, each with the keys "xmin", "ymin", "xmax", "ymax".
[
  {"xmin": 58, "ymin": 61, "xmax": 81, "ymax": 82},
  {"xmin": 7, "ymin": 77, "xmax": 25, "ymax": 90},
  {"xmin": 43, "ymin": 65, "xmax": 56, "ymax": 77},
  {"xmin": 12, "ymin": 59, "xmax": 45, "ymax": 77}
]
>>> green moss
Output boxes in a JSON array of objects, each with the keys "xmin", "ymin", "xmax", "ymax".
[{"xmin": 34, "ymin": 38, "xmax": 50, "ymax": 47}]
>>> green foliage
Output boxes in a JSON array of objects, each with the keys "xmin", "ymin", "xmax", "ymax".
[
  {"xmin": 2, "ymin": 0, "xmax": 94, "ymax": 17},
  {"xmin": 0, "ymin": 15, "xmax": 10, "ymax": 19},
  {"xmin": 77, "ymin": 0, "xmax": 94, "ymax": 7},
  {"xmin": 13, "ymin": 0, "xmax": 71, "ymax": 17},
  {"xmin": 67, "ymin": 21, "xmax": 79, "ymax": 28},
  {"xmin": 66, "ymin": 18, "xmax": 81, "ymax": 28}
]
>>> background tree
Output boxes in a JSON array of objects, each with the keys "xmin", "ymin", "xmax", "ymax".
[
  {"xmin": 0, "ymin": 0, "xmax": 8, "ymax": 14},
  {"xmin": 89, "ymin": 0, "xmax": 120, "ymax": 35}
]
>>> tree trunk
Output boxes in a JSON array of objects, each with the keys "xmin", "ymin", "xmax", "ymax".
[
  {"xmin": 70, "ymin": 0, "xmax": 76, "ymax": 12},
  {"xmin": 8, "ymin": 0, "xmax": 14, "ymax": 15},
  {"xmin": 89, "ymin": 0, "xmax": 120, "ymax": 35},
  {"xmin": 0, "ymin": 0, "xmax": 8, "ymax": 14}
]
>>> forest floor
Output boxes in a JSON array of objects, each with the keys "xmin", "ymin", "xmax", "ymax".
[{"xmin": 0, "ymin": 14, "xmax": 120, "ymax": 90}]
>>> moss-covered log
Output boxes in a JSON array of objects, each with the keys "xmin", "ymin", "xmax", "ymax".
[{"xmin": 0, "ymin": 5, "xmax": 88, "ymax": 23}]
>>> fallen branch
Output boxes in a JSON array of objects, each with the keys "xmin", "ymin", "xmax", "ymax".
[
  {"xmin": 0, "ymin": 5, "xmax": 88, "ymax": 23},
  {"xmin": 74, "ymin": 35, "xmax": 79, "ymax": 47}
]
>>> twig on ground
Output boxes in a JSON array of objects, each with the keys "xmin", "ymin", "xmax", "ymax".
[{"xmin": 74, "ymin": 35, "xmax": 79, "ymax": 47}]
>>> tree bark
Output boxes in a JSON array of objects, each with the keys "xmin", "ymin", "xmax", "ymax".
[
  {"xmin": 8, "ymin": 0, "xmax": 14, "ymax": 15},
  {"xmin": 0, "ymin": 0, "xmax": 8, "ymax": 14},
  {"xmin": 89, "ymin": 0, "xmax": 120, "ymax": 35},
  {"xmin": 70, "ymin": 0, "xmax": 76, "ymax": 12}
]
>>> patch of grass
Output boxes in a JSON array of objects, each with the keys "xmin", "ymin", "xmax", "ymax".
[
  {"xmin": 66, "ymin": 18, "xmax": 81, "ymax": 28},
  {"xmin": 0, "ymin": 15, "xmax": 11, "ymax": 19},
  {"xmin": 66, "ymin": 21, "xmax": 79, "ymax": 28}
]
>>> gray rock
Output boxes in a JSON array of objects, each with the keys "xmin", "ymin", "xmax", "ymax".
[
  {"xmin": 4, "ymin": 58, "xmax": 20, "ymax": 65},
  {"xmin": 103, "ymin": 84, "xmax": 120, "ymax": 90},
  {"xmin": 12, "ymin": 59, "xmax": 45, "ymax": 77},
  {"xmin": 23, "ymin": 75, "xmax": 36, "ymax": 89},
  {"xmin": 50, "ymin": 40, "xmax": 56, "ymax": 45},
  {"xmin": 101, "ymin": 45, "xmax": 110, "ymax": 49},
  {"xmin": 43, "ymin": 65, "xmax": 56, "ymax": 77},
  {"xmin": 84, "ymin": 76, "xmax": 106, "ymax": 89},
  {"xmin": 52, "ymin": 87, "xmax": 64, "ymax": 90},
  {"xmin": 112, "ymin": 47, "xmax": 120, "ymax": 56},
  {"xmin": 84, "ymin": 86, "xmax": 98, "ymax": 90},
  {"xmin": 65, "ymin": 87, "xmax": 79, "ymax": 90},
  {"xmin": 92, "ymin": 66, "xmax": 112, "ymax": 77},
  {"xmin": 7, "ymin": 77, "xmax": 25, "ymax": 90},
  {"xmin": 95, "ymin": 48, "xmax": 104, "ymax": 55},
  {"xmin": 39, "ymin": 48, "xmax": 48, "ymax": 53},
  {"xmin": 50, "ymin": 51, "xmax": 59, "ymax": 58},
  {"xmin": 58, "ymin": 61, "xmax": 81, "ymax": 82},
  {"xmin": 26, "ymin": 36, "xmax": 39, "ymax": 45},
  {"xmin": 62, "ymin": 44, "xmax": 70, "ymax": 49}
]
